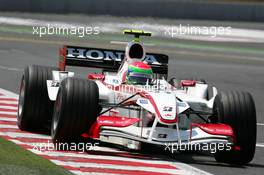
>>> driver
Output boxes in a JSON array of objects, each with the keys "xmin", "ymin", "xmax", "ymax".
[{"xmin": 126, "ymin": 61, "xmax": 153, "ymax": 85}]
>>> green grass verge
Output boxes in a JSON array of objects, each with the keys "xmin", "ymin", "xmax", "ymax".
[{"xmin": 0, "ymin": 137, "xmax": 73, "ymax": 175}]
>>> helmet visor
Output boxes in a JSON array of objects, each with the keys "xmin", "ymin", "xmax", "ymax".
[{"xmin": 127, "ymin": 73, "xmax": 152, "ymax": 85}]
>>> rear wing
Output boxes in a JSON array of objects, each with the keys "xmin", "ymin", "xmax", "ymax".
[{"xmin": 59, "ymin": 45, "xmax": 168, "ymax": 74}]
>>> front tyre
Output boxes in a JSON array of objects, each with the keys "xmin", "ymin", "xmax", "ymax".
[
  {"xmin": 18, "ymin": 65, "xmax": 57, "ymax": 132},
  {"xmin": 213, "ymin": 91, "xmax": 256, "ymax": 164},
  {"xmin": 51, "ymin": 77, "xmax": 99, "ymax": 144}
]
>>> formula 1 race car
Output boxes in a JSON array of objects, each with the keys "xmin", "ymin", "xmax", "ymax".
[{"xmin": 17, "ymin": 29, "xmax": 256, "ymax": 165}]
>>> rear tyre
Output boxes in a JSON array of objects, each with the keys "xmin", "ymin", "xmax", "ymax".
[
  {"xmin": 213, "ymin": 91, "xmax": 256, "ymax": 164},
  {"xmin": 51, "ymin": 77, "xmax": 99, "ymax": 145},
  {"xmin": 17, "ymin": 65, "xmax": 57, "ymax": 132}
]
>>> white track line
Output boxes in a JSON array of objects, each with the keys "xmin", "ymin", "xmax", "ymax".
[
  {"xmin": 0, "ymin": 101, "xmax": 18, "ymax": 105},
  {"xmin": 257, "ymin": 123, "xmax": 264, "ymax": 126},
  {"xmin": 0, "ymin": 105, "xmax": 18, "ymax": 110},
  {"xmin": 0, "ymin": 65, "xmax": 23, "ymax": 72},
  {"xmin": 0, "ymin": 100, "xmax": 18, "ymax": 104},
  {"xmin": 256, "ymin": 143, "xmax": 264, "ymax": 148},
  {"xmin": 0, "ymin": 117, "xmax": 17, "ymax": 122},
  {"xmin": 0, "ymin": 111, "xmax": 17, "ymax": 115},
  {"xmin": 0, "ymin": 88, "xmax": 19, "ymax": 98},
  {"xmin": 0, "ymin": 124, "xmax": 18, "ymax": 128}
]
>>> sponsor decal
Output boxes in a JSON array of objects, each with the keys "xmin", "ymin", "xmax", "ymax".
[
  {"xmin": 158, "ymin": 133, "xmax": 167, "ymax": 138},
  {"xmin": 164, "ymin": 113, "xmax": 172, "ymax": 117},
  {"xmin": 163, "ymin": 106, "xmax": 173, "ymax": 112},
  {"xmin": 116, "ymin": 93, "xmax": 127, "ymax": 102},
  {"xmin": 66, "ymin": 47, "xmax": 160, "ymax": 64},
  {"xmin": 177, "ymin": 102, "xmax": 186, "ymax": 107},
  {"xmin": 143, "ymin": 55, "xmax": 161, "ymax": 65},
  {"xmin": 51, "ymin": 81, "xmax": 60, "ymax": 87},
  {"xmin": 67, "ymin": 48, "xmax": 124, "ymax": 61},
  {"xmin": 112, "ymin": 79, "xmax": 120, "ymax": 84},
  {"xmin": 139, "ymin": 99, "xmax": 148, "ymax": 104}
]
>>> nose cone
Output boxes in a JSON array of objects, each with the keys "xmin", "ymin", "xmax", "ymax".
[{"xmin": 148, "ymin": 92, "xmax": 177, "ymax": 124}]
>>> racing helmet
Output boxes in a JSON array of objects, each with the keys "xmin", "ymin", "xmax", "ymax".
[{"xmin": 126, "ymin": 61, "xmax": 153, "ymax": 85}]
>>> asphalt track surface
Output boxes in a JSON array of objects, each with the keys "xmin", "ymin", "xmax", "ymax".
[{"xmin": 0, "ymin": 13, "xmax": 264, "ymax": 175}]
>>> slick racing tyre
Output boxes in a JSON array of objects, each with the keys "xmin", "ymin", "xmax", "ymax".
[
  {"xmin": 18, "ymin": 65, "xmax": 58, "ymax": 132},
  {"xmin": 213, "ymin": 91, "xmax": 256, "ymax": 164},
  {"xmin": 51, "ymin": 77, "xmax": 99, "ymax": 144}
]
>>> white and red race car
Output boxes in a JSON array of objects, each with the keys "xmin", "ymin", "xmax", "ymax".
[{"xmin": 17, "ymin": 30, "xmax": 256, "ymax": 165}]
